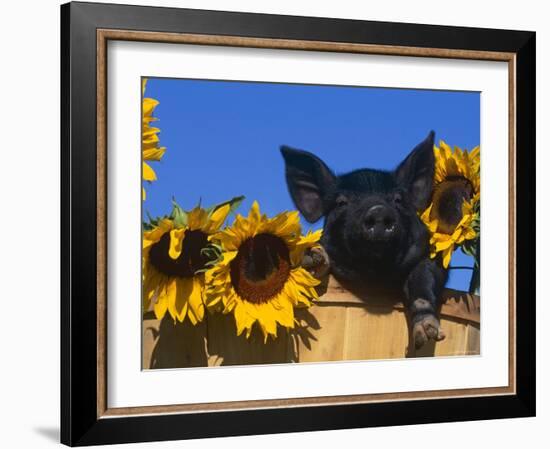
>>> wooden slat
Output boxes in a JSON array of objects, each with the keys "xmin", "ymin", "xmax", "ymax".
[
  {"xmin": 465, "ymin": 324, "xmax": 481, "ymax": 355},
  {"xmin": 294, "ymin": 304, "xmax": 347, "ymax": 362},
  {"xmin": 142, "ymin": 319, "xmax": 157, "ymax": 369},
  {"xmin": 143, "ymin": 313, "xmax": 296, "ymax": 369},
  {"xmin": 142, "ymin": 275, "xmax": 481, "ymax": 368},
  {"xmin": 316, "ymin": 276, "xmax": 480, "ymax": 324},
  {"xmin": 206, "ymin": 313, "xmax": 295, "ymax": 366},
  {"xmin": 143, "ymin": 317, "xmax": 208, "ymax": 369},
  {"xmin": 433, "ymin": 320, "xmax": 468, "ymax": 357},
  {"xmin": 440, "ymin": 293, "xmax": 480, "ymax": 324},
  {"xmin": 344, "ymin": 306, "xmax": 409, "ymax": 360}
]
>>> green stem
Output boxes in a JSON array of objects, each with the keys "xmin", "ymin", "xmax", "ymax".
[
  {"xmin": 468, "ymin": 264, "xmax": 480, "ymax": 295},
  {"xmin": 468, "ymin": 238, "xmax": 480, "ymax": 295}
]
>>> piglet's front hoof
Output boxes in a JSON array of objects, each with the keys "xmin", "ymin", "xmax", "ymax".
[
  {"xmin": 412, "ymin": 315, "xmax": 446, "ymax": 349},
  {"xmin": 301, "ymin": 245, "xmax": 330, "ymax": 279}
]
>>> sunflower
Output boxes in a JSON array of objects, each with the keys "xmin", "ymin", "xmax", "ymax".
[
  {"xmin": 420, "ymin": 141, "xmax": 480, "ymax": 268},
  {"xmin": 205, "ymin": 201, "xmax": 322, "ymax": 342},
  {"xmin": 421, "ymin": 197, "xmax": 478, "ymax": 268},
  {"xmin": 142, "ymin": 204, "xmax": 231, "ymax": 324},
  {"xmin": 142, "ymin": 78, "xmax": 166, "ymax": 200}
]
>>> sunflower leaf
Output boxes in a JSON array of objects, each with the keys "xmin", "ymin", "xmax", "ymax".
[
  {"xmin": 197, "ymin": 263, "xmax": 214, "ymax": 271},
  {"xmin": 143, "ymin": 210, "xmax": 167, "ymax": 230},
  {"xmin": 207, "ymin": 243, "xmax": 223, "ymax": 253},
  {"xmin": 200, "ymin": 249, "xmax": 217, "ymax": 259},
  {"xmin": 201, "ymin": 247, "xmax": 222, "ymax": 261},
  {"xmin": 170, "ymin": 198, "xmax": 188, "ymax": 228},
  {"xmin": 461, "ymin": 244, "xmax": 475, "ymax": 257},
  {"xmin": 194, "ymin": 243, "xmax": 224, "ymax": 274},
  {"xmin": 461, "ymin": 237, "xmax": 480, "ymax": 268}
]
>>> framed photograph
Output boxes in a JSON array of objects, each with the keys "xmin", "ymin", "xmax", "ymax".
[{"xmin": 61, "ymin": 1, "xmax": 535, "ymax": 446}]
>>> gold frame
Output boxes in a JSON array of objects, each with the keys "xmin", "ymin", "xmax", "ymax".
[{"xmin": 96, "ymin": 29, "xmax": 516, "ymax": 419}]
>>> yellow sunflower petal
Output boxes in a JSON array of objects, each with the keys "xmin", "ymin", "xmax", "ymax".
[
  {"xmin": 168, "ymin": 228, "xmax": 186, "ymax": 259},
  {"xmin": 215, "ymin": 229, "xmax": 239, "ymax": 251},
  {"xmin": 233, "ymin": 303, "xmax": 250, "ymax": 337},
  {"xmin": 245, "ymin": 201, "xmax": 263, "ymax": 235},
  {"xmin": 142, "ymin": 97, "xmax": 159, "ymax": 116},
  {"xmin": 425, "ymin": 141, "xmax": 480, "ymax": 261},
  {"xmin": 203, "ymin": 204, "xmax": 231, "ymax": 234},
  {"xmin": 143, "ymin": 161, "xmax": 156, "ymax": 182},
  {"xmin": 143, "ymin": 147, "xmax": 166, "ymax": 162},
  {"xmin": 172, "ymin": 278, "xmax": 191, "ymax": 322},
  {"xmin": 442, "ymin": 246, "xmax": 454, "ymax": 268},
  {"xmin": 187, "ymin": 277, "xmax": 205, "ymax": 325},
  {"xmin": 205, "ymin": 201, "xmax": 324, "ymax": 342},
  {"xmin": 164, "ymin": 279, "xmax": 179, "ymax": 322},
  {"xmin": 187, "ymin": 207, "xmax": 208, "ymax": 231},
  {"xmin": 289, "ymin": 229, "xmax": 323, "ymax": 266},
  {"xmin": 299, "ymin": 229, "xmax": 323, "ymax": 245},
  {"xmin": 272, "ymin": 296, "xmax": 295, "ymax": 328},
  {"xmin": 440, "ymin": 140, "xmax": 452, "ymax": 158},
  {"xmin": 143, "ymin": 219, "xmax": 173, "ymax": 249},
  {"xmin": 143, "ymin": 267, "xmax": 163, "ymax": 308},
  {"xmin": 205, "ymin": 291, "xmax": 223, "ymax": 308},
  {"xmin": 463, "ymin": 227, "xmax": 477, "ymax": 240},
  {"xmin": 141, "ymin": 84, "xmax": 165, "ymax": 201},
  {"xmin": 264, "ymin": 210, "xmax": 301, "ymax": 240},
  {"xmin": 258, "ymin": 308, "xmax": 278, "ymax": 342},
  {"xmin": 434, "ymin": 237, "xmax": 454, "ymax": 252},
  {"xmin": 153, "ymin": 294, "xmax": 169, "ymax": 321}
]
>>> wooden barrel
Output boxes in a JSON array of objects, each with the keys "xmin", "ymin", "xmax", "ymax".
[{"xmin": 142, "ymin": 276, "xmax": 480, "ymax": 369}]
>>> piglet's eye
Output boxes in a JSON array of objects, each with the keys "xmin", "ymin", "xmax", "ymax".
[{"xmin": 335, "ymin": 195, "xmax": 348, "ymax": 208}]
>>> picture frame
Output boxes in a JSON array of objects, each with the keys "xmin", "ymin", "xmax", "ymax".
[{"xmin": 60, "ymin": 1, "xmax": 536, "ymax": 446}]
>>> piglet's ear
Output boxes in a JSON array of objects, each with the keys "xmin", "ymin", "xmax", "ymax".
[
  {"xmin": 280, "ymin": 146, "xmax": 336, "ymax": 223},
  {"xmin": 394, "ymin": 131, "xmax": 435, "ymax": 211}
]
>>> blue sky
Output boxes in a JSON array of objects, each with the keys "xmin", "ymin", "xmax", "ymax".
[{"xmin": 143, "ymin": 78, "xmax": 480, "ymax": 291}]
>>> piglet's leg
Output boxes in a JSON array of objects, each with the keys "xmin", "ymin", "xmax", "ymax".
[{"xmin": 404, "ymin": 258, "xmax": 448, "ymax": 348}]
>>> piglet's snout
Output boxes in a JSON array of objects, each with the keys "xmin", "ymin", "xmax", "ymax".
[{"xmin": 362, "ymin": 205, "xmax": 397, "ymax": 240}]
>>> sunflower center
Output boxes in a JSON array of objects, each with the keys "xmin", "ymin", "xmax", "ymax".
[
  {"xmin": 230, "ymin": 233, "xmax": 291, "ymax": 304},
  {"xmin": 431, "ymin": 176, "xmax": 474, "ymax": 234},
  {"xmin": 149, "ymin": 230, "xmax": 209, "ymax": 278}
]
